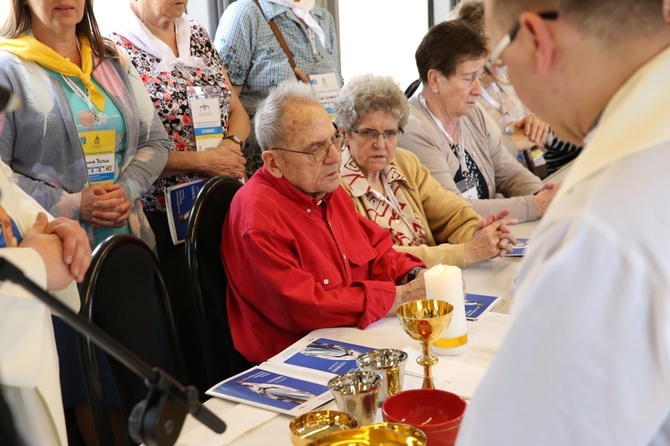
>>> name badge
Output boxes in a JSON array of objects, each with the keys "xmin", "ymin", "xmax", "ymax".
[
  {"xmin": 310, "ymin": 72, "xmax": 341, "ymax": 121},
  {"xmin": 456, "ymin": 177, "xmax": 478, "ymax": 200},
  {"xmin": 81, "ymin": 129, "xmax": 116, "ymax": 185},
  {"xmin": 187, "ymin": 86, "xmax": 223, "ymax": 151}
]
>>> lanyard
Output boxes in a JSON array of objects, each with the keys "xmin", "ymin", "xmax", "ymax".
[
  {"xmin": 61, "ymin": 74, "xmax": 100, "ymax": 118},
  {"xmin": 481, "ymin": 87, "xmax": 503, "ymax": 112},
  {"xmin": 450, "ymin": 142, "xmax": 470, "ymax": 178},
  {"xmin": 369, "ymin": 171, "xmax": 420, "ymax": 243},
  {"xmin": 482, "ymin": 83, "xmax": 523, "ymax": 125},
  {"xmin": 306, "ymin": 28, "xmax": 318, "ymax": 57},
  {"xmin": 419, "ymin": 93, "xmax": 469, "ymax": 175}
]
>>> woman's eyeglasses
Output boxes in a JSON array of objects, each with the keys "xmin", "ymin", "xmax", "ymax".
[{"xmin": 350, "ymin": 128, "xmax": 404, "ymax": 142}]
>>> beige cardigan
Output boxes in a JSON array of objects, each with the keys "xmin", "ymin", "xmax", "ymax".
[
  {"xmin": 401, "ymin": 95, "xmax": 543, "ymax": 222},
  {"xmin": 340, "ymin": 147, "xmax": 482, "ymax": 268}
]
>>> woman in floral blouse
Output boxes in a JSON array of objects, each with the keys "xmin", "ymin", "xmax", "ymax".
[{"xmin": 109, "ymin": 0, "xmax": 250, "ymax": 389}]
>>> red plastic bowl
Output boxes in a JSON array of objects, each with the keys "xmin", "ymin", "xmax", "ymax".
[{"xmin": 381, "ymin": 389, "xmax": 466, "ymax": 446}]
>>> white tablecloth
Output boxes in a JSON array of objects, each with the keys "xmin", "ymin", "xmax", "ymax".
[
  {"xmin": 173, "ymin": 162, "xmax": 575, "ymax": 445},
  {"xmin": 176, "ymin": 313, "xmax": 510, "ymax": 446}
]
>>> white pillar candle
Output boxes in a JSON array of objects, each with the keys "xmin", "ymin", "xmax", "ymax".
[{"xmin": 424, "ymin": 264, "xmax": 468, "ymax": 356}]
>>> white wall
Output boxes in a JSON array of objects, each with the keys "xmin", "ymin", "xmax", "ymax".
[
  {"xmin": 94, "ymin": 1, "xmax": 130, "ymax": 36},
  {"xmin": 338, "ymin": 0, "xmax": 428, "ymax": 91},
  {"xmin": 434, "ymin": 0, "xmax": 454, "ymax": 23},
  {"xmin": 0, "ymin": 0, "xmax": 9, "ymax": 27}
]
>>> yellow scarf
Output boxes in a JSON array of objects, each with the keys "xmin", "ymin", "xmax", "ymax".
[{"xmin": 0, "ymin": 35, "xmax": 105, "ymax": 111}]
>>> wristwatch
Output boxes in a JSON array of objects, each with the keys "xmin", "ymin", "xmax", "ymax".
[
  {"xmin": 406, "ymin": 266, "xmax": 425, "ymax": 283},
  {"xmin": 223, "ymin": 134, "xmax": 244, "ymax": 149}
]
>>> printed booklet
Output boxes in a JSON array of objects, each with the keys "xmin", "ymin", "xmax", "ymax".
[
  {"xmin": 206, "ymin": 337, "xmax": 375, "ymax": 416},
  {"xmin": 505, "ymin": 238, "xmax": 529, "ymax": 257},
  {"xmin": 164, "ymin": 179, "xmax": 206, "ymax": 245},
  {"xmin": 465, "ymin": 293, "xmax": 502, "ymax": 321}
]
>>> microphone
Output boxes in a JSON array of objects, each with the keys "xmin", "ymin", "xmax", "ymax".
[
  {"xmin": 0, "ymin": 258, "xmax": 226, "ymax": 446},
  {"xmin": 0, "ymin": 85, "xmax": 19, "ymax": 113}
]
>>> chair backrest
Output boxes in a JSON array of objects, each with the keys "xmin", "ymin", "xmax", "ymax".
[
  {"xmin": 405, "ymin": 79, "xmax": 421, "ymax": 98},
  {"xmin": 185, "ymin": 176, "xmax": 252, "ymax": 388},
  {"xmin": 77, "ymin": 234, "xmax": 185, "ymax": 446}
]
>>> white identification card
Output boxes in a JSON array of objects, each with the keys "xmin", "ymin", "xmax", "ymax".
[
  {"xmin": 456, "ymin": 178, "xmax": 478, "ymax": 200},
  {"xmin": 310, "ymin": 72, "xmax": 341, "ymax": 121},
  {"xmin": 187, "ymin": 86, "xmax": 223, "ymax": 151}
]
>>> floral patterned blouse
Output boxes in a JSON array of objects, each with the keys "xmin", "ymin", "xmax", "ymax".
[{"xmin": 110, "ymin": 20, "xmax": 232, "ymax": 212}]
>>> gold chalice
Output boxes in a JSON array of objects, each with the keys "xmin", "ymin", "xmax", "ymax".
[{"xmin": 397, "ymin": 299, "xmax": 453, "ymax": 390}]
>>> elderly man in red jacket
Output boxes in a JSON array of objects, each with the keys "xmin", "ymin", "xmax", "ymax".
[{"xmin": 222, "ymin": 81, "xmax": 427, "ymax": 363}]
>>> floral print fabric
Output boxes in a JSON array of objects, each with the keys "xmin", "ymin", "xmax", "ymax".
[{"xmin": 111, "ymin": 19, "xmax": 232, "ymax": 212}]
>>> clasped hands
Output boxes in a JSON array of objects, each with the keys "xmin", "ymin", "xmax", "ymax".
[
  {"xmin": 80, "ymin": 184, "xmax": 131, "ymax": 228},
  {"xmin": 198, "ymin": 139, "xmax": 246, "ymax": 179},
  {"xmin": 19, "ymin": 213, "xmax": 92, "ymax": 290},
  {"xmin": 464, "ymin": 209, "xmax": 518, "ymax": 266}
]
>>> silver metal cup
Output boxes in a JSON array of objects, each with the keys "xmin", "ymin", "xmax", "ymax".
[
  {"xmin": 327, "ymin": 371, "xmax": 381, "ymax": 426},
  {"xmin": 356, "ymin": 349, "xmax": 408, "ymax": 403}
]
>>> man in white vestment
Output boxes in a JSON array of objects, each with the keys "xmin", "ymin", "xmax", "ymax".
[
  {"xmin": 0, "ymin": 86, "xmax": 91, "ymax": 445},
  {"xmin": 457, "ymin": 1, "xmax": 670, "ymax": 445}
]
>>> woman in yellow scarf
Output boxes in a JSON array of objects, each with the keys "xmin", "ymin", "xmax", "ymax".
[
  {"xmin": 0, "ymin": 0, "xmax": 169, "ymax": 249},
  {"xmin": 0, "ymin": 1, "xmax": 170, "ymax": 445}
]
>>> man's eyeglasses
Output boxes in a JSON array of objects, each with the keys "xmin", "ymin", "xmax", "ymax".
[
  {"xmin": 350, "ymin": 128, "xmax": 404, "ymax": 142},
  {"xmin": 268, "ymin": 134, "xmax": 345, "ymax": 163},
  {"xmin": 484, "ymin": 11, "xmax": 559, "ymax": 85}
]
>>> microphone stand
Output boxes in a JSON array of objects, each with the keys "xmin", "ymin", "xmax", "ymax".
[{"xmin": 0, "ymin": 258, "xmax": 226, "ymax": 446}]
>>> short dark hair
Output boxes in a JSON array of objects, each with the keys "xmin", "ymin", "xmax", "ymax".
[
  {"xmin": 415, "ymin": 20, "xmax": 488, "ymax": 83},
  {"xmin": 488, "ymin": 0, "xmax": 665, "ymax": 43}
]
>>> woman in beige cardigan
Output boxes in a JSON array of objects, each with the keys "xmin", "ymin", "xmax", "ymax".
[
  {"xmin": 336, "ymin": 73, "xmax": 517, "ymax": 268},
  {"xmin": 399, "ymin": 20, "xmax": 559, "ymax": 223}
]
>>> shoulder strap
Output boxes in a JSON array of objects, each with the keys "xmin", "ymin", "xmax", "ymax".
[{"xmin": 252, "ymin": 0, "xmax": 300, "ymax": 79}]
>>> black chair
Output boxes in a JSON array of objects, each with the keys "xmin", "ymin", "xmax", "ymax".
[
  {"xmin": 185, "ymin": 176, "xmax": 252, "ymax": 389},
  {"xmin": 405, "ymin": 79, "xmax": 421, "ymax": 98},
  {"xmin": 77, "ymin": 234, "xmax": 186, "ymax": 446}
]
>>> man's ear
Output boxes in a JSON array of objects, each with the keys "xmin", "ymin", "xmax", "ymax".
[
  {"xmin": 518, "ymin": 11, "xmax": 556, "ymax": 75},
  {"xmin": 262, "ymin": 150, "xmax": 284, "ymax": 178}
]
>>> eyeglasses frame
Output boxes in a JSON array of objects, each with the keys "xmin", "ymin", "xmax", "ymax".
[
  {"xmin": 268, "ymin": 134, "xmax": 345, "ymax": 163},
  {"xmin": 349, "ymin": 127, "xmax": 405, "ymax": 142},
  {"xmin": 484, "ymin": 11, "xmax": 559, "ymax": 81}
]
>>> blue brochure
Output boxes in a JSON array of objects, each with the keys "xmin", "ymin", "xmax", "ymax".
[
  {"xmin": 465, "ymin": 293, "xmax": 501, "ymax": 321},
  {"xmin": 165, "ymin": 179, "xmax": 206, "ymax": 245},
  {"xmin": 206, "ymin": 367, "xmax": 333, "ymax": 416},
  {"xmin": 505, "ymin": 238, "xmax": 529, "ymax": 257},
  {"xmin": 281, "ymin": 338, "xmax": 375, "ymax": 375}
]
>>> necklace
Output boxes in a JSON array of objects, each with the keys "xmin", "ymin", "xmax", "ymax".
[{"xmin": 60, "ymin": 38, "xmax": 80, "ymax": 61}]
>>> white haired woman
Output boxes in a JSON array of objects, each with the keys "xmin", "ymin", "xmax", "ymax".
[{"xmin": 335, "ymin": 73, "xmax": 517, "ymax": 268}]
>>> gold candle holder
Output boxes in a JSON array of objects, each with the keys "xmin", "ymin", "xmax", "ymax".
[{"xmin": 396, "ymin": 299, "xmax": 453, "ymax": 389}]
